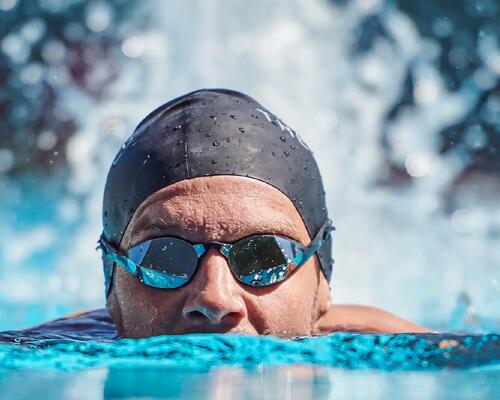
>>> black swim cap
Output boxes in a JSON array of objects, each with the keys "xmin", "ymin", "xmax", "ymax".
[{"xmin": 102, "ymin": 88, "xmax": 333, "ymax": 298}]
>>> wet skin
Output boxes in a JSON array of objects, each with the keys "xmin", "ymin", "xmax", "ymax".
[{"xmin": 106, "ymin": 175, "xmax": 429, "ymax": 338}]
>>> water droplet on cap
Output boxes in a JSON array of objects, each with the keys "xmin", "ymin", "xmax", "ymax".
[
  {"xmin": 230, "ymin": 115, "xmax": 237, "ymax": 119},
  {"xmin": 213, "ymin": 140, "xmax": 220, "ymax": 146},
  {"xmin": 280, "ymin": 136, "xmax": 286, "ymax": 142},
  {"xmin": 239, "ymin": 127, "xmax": 245, "ymax": 133},
  {"xmin": 211, "ymin": 159, "xmax": 217, "ymax": 164}
]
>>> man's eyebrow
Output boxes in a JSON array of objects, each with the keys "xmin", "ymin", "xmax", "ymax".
[{"xmin": 136, "ymin": 217, "xmax": 303, "ymax": 243}]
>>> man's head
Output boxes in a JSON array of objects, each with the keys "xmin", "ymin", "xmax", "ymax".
[{"xmin": 101, "ymin": 88, "xmax": 334, "ymax": 338}]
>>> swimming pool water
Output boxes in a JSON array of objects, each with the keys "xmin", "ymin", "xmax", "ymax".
[
  {"xmin": 0, "ymin": 364, "xmax": 498, "ymax": 400},
  {"xmin": 0, "ymin": 331, "xmax": 499, "ymax": 399},
  {"xmin": 1, "ymin": 0, "xmax": 499, "ymax": 398}
]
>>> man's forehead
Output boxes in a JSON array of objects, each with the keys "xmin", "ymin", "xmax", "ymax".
[
  {"xmin": 133, "ymin": 175, "xmax": 301, "ymax": 217},
  {"xmin": 135, "ymin": 214, "xmax": 303, "ymax": 242},
  {"xmin": 138, "ymin": 175, "xmax": 290, "ymax": 202},
  {"xmin": 125, "ymin": 176, "xmax": 309, "ymax": 244}
]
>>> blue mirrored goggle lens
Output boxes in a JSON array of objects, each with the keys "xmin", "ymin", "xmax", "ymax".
[
  {"xmin": 140, "ymin": 266, "xmax": 190, "ymax": 289},
  {"xmin": 228, "ymin": 235, "xmax": 305, "ymax": 287},
  {"xmin": 127, "ymin": 241, "xmax": 151, "ymax": 265},
  {"xmin": 127, "ymin": 237, "xmax": 199, "ymax": 289}
]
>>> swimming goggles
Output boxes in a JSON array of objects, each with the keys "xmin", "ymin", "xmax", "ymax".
[{"xmin": 98, "ymin": 218, "xmax": 335, "ymax": 291}]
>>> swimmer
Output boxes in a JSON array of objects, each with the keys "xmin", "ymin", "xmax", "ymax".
[{"xmin": 25, "ymin": 89, "xmax": 431, "ymax": 338}]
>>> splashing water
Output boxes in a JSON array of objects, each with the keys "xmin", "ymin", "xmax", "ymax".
[
  {"xmin": 0, "ymin": 332, "xmax": 498, "ymax": 371},
  {"xmin": 0, "ymin": 0, "xmax": 499, "ymax": 398},
  {"xmin": 0, "ymin": 331, "xmax": 499, "ymax": 399},
  {"xmin": 1, "ymin": 0, "xmax": 498, "ymax": 333}
]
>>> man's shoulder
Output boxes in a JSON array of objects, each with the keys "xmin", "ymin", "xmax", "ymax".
[
  {"xmin": 58, "ymin": 309, "xmax": 105, "ymax": 320},
  {"xmin": 30, "ymin": 308, "xmax": 114, "ymax": 329},
  {"xmin": 0, "ymin": 308, "xmax": 118, "ymax": 343},
  {"xmin": 314, "ymin": 304, "xmax": 433, "ymax": 334}
]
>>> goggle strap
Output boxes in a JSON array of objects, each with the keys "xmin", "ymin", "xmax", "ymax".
[
  {"xmin": 98, "ymin": 235, "xmax": 143, "ymax": 299},
  {"xmin": 292, "ymin": 218, "xmax": 334, "ymax": 266}
]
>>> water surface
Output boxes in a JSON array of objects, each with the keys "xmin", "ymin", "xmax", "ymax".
[{"xmin": 0, "ymin": 309, "xmax": 498, "ymax": 399}]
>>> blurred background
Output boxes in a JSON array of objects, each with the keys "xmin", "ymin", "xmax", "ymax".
[{"xmin": 0, "ymin": 0, "xmax": 498, "ymax": 331}]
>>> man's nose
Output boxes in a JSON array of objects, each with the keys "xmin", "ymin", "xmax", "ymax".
[{"xmin": 182, "ymin": 247, "xmax": 246, "ymax": 326}]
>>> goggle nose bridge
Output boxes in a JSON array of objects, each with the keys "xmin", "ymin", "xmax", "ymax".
[{"xmin": 192, "ymin": 242, "xmax": 233, "ymax": 259}]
